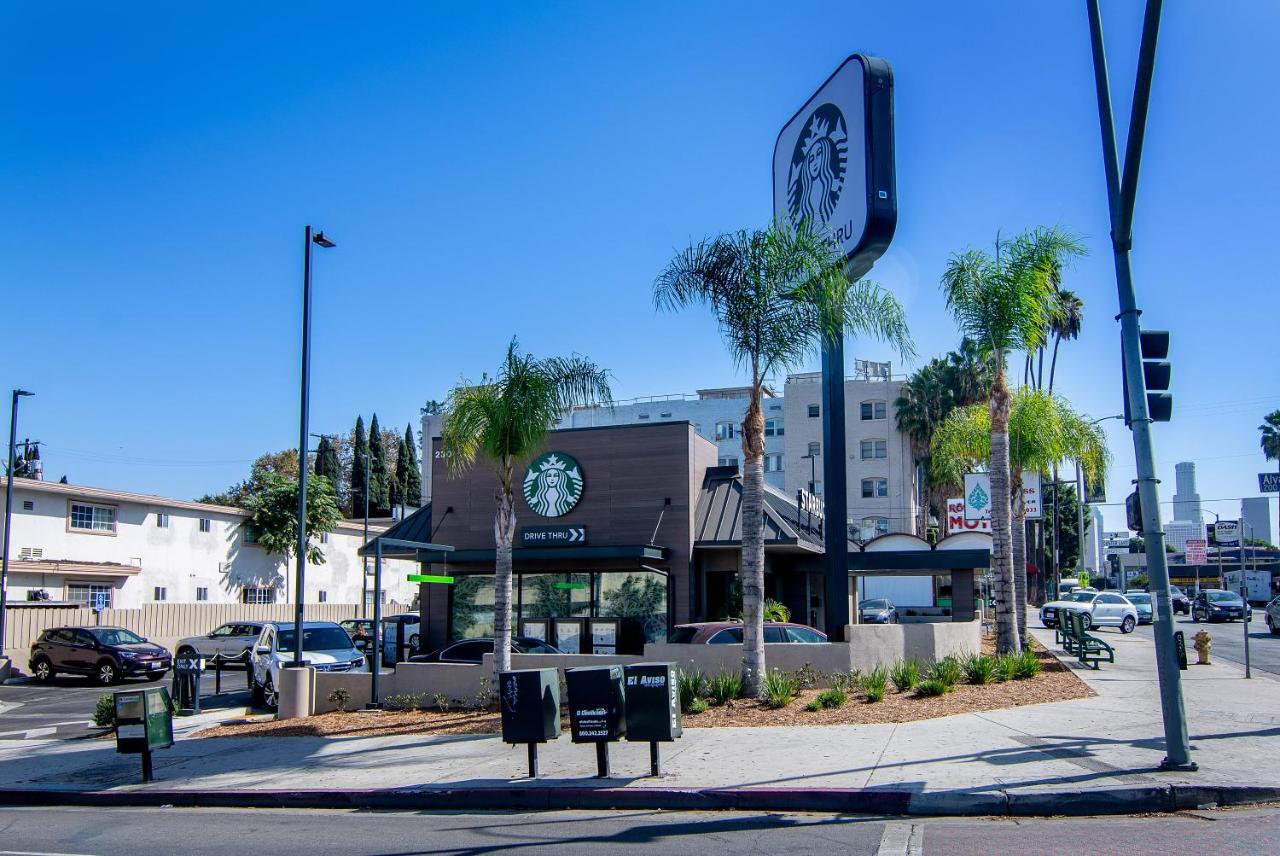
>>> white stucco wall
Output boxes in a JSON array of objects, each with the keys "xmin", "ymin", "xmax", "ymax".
[{"xmin": 0, "ymin": 479, "xmax": 415, "ymax": 608}]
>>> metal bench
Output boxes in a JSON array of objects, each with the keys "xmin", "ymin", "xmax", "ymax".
[{"xmin": 1064, "ymin": 610, "xmax": 1114, "ymax": 670}]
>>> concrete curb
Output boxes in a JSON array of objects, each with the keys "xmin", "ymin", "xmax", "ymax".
[{"xmin": 1, "ymin": 783, "xmax": 1277, "ymax": 816}]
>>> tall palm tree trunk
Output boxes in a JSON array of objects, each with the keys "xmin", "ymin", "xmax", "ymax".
[
  {"xmin": 1010, "ymin": 466, "xmax": 1028, "ymax": 645},
  {"xmin": 739, "ymin": 380, "xmax": 767, "ymax": 698},
  {"xmin": 492, "ymin": 460, "xmax": 516, "ymax": 687},
  {"xmin": 1048, "ymin": 336, "xmax": 1062, "ymax": 393},
  {"xmin": 988, "ymin": 358, "xmax": 1020, "ymax": 654}
]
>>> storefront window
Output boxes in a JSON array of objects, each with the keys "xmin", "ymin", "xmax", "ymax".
[
  {"xmin": 934, "ymin": 573, "xmax": 953, "ymax": 609},
  {"xmin": 519, "ymin": 573, "xmax": 590, "ymax": 621},
  {"xmin": 598, "ymin": 571, "xmax": 668, "ymax": 643},
  {"xmin": 450, "ymin": 575, "xmax": 495, "ymax": 641}
]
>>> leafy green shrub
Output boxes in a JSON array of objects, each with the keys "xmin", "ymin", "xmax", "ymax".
[
  {"xmin": 94, "ymin": 694, "xmax": 116, "ymax": 727},
  {"xmin": 994, "ymin": 654, "xmax": 1019, "ymax": 682},
  {"xmin": 915, "ymin": 678, "xmax": 949, "ymax": 697},
  {"xmin": 474, "ymin": 677, "xmax": 494, "ymax": 709},
  {"xmin": 962, "ymin": 653, "xmax": 997, "ymax": 685},
  {"xmin": 889, "ymin": 658, "xmax": 920, "ymax": 693},
  {"xmin": 433, "ymin": 692, "xmax": 450, "ymax": 713},
  {"xmin": 861, "ymin": 666, "xmax": 888, "ymax": 703},
  {"xmin": 763, "ymin": 598, "xmax": 791, "ymax": 622},
  {"xmin": 829, "ymin": 671, "xmax": 857, "ymax": 694},
  {"xmin": 812, "ymin": 687, "xmax": 847, "ymax": 709},
  {"xmin": 762, "ymin": 669, "xmax": 799, "ymax": 709},
  {"xmin": 383, "ymin": 693, "xmax": 424, "ymax": 711},
  {"xmin": 687, "ymin": 697, "xmax": 709, "ymax": 715},
  {"xmin": 677, "ymin": 669, "xmax": 708, "ymax": 713},
  {"xmin": 793, "ymin": 663, "xmax": 821, "ymax": 689},
  {"xmin": 708, "ymin": 671, "xmax": 743, "ymax": 706},
  {"xmin": 327, "ymin": 687, "xmax": 351, "ymax": 712},
  {"xmin": 1014, "ymin": 648, "xmax": 1042, "ymax": 679},
  {"xmin": 927, "ymin": 656, "xmax": 964, "ymax": 688}
]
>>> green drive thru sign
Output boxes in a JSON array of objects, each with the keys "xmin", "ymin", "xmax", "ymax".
[{"xmin": 408, "ymin": 574, "xmax": 454, "ymax": 584}]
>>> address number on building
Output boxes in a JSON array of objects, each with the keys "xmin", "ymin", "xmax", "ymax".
[{"xmin": 521, "ymin": 526, "xmax": 588, "ymax": 546}]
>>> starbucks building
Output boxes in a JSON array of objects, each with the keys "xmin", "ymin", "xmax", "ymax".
[{"xmin": 407, "ymin": 422, "xmax": 984, "ymax": 655}]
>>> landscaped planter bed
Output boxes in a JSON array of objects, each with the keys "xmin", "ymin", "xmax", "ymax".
[{"xmin": 198, "ymin": 642, "xmax": 1090, "ymax": 739}]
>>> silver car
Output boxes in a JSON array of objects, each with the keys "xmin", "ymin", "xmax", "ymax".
[
  {"xmin": 251, "ymin": 621, "xmax": 367, "ymax": 710},
  {"xmin": 1265, "ymin": 596, "xmax": 1280, "ymax": 636},
  {"xmin": 175, "ymin": 621, "xmax": 267, "ymax": 665}
]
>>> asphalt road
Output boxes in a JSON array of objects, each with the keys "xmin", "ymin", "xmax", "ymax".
[
  {"xmin": 1128, "ymin": 612, "xmax": 1280, "ymax": 679},
  {"xmin": 0, "ymin": 670, "xmax": 251, "ymax": 741},
  {"xmin": 0, "ymin": 805, "xmax": 1277, "ymax": 855}
]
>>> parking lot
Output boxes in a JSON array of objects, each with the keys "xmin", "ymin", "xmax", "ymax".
[{"xmin": 0, "ymin": 667, "xmax": 252, "ymax": 741}]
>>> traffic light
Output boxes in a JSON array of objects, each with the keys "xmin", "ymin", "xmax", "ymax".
[
  {"xmin": 1123, "ymin": 329, "xmax": 1172, "ymax": 424},
  {"xmin": 1126, "ymin": 490, "xmax": 1143, "ymax": 531}
]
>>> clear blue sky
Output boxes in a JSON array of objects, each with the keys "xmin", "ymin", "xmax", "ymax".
[{"xmin": 3, "ymin": 2, "xmax": 1277, "ymax": 534}]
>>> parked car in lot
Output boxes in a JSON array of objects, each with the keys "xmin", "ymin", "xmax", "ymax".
[
  {"xmin": 175, "ymin": 621, "xmax": 268, "ymax": 666},
  {"xmin": 1124, "ymin": 591, "xmax": 1154, "ymax": 625},
  {"xmin": 1039, "ymin": 590, "xmax": 1138, "ymax": 633},
  {"xmin": 1169, "ymin": 585, "xmax": 1191, "ymax": 615},
  {"xmin": 1266, "ymin": 596, "xmax": 1280, "ymax": 636},
  {"xmin": 858, "ymin": 599, "xmax": 898, "ymax": 624},
  {"xmin": 29, "ymin": 626, "xmax": 171, "ymax": 685},
  {"xmin": 251, "ymin": 621, "xmax": 367, "ymax": 709},
  {"xmin": 666, "ymin": 621, "xmax": 828, "ymax": 644},
  {"xmin": 339, "ymin": 618, "xmax": 374, "ymax": 648},
  {"xmin": 410, "ymin": 636, "xmax": 562, "ymax": 664},
  {"xmin": 1191, "ymin": 589, "xmax": 1251, "ymax": 623}
]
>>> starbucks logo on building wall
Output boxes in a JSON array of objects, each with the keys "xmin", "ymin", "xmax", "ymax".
[
  {"xmin": 786, "ymin": 103, "xmax": 849, "ymax": 227},
  {"xmin": 523, "ymin": 452, "xmax": 584, "ymax": 518}
]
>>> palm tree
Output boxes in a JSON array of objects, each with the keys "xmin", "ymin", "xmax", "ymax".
[
  {"xmin": 1046, "ymin": 288, "xmax": 1084, "ymax": 393},
  {"xmin": 932, "ymin": 388, "xmax": 1108, "ymax": 644},
  {"xmin": 895, "ymin": 340, "xmax": 992, "ymax": 535},
  {"xmin": 440, "ymin": 338, "xmax": 612, "ymax": 683},
  {"xmin": 656, "ymin": 221, "xmax": 912, "ymax": 696},
  {"xmin": 1261, "ymin": 410, "xmax": 1280, "ymax": 547},
  {"xmin": 939, "ymin": 226, "xmax": 1085, "ymax": 654}
]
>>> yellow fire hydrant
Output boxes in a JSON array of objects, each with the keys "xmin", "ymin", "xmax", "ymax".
[{"xmin": 1193, "ymin": 630, "xmax": 1212, "ymax": 665}]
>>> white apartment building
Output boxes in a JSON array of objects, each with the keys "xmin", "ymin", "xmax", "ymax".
[
  {"xmin": 0, "ymin": 477, "xmax": 415, "ymax": 609},
  {"xmin": 1162, "ymin": 520, "xmax": 1202, "ymax": 554},
  {"xmin": 781, "ymin": 370, "xmax": 916, "ymax": 541}
]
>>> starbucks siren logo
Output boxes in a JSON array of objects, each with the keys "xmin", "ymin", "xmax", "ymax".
[
  {"xmin": 786, "ymin": 102, "xmax": 849, "ymax": 227},
  {"xmin": 523, "ymin": 452, "xmax": 584, "ymax": 517}
]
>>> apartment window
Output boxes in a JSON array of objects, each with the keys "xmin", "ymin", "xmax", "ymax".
[
  {"xmin": 807, "ymin": 404, "xmax": 820, "ymax": 418},
  {"xmin": 69, "ymin": 502, "xmax": 116, "ymax": 533},
  {"xmin": 153, "ymin": 586, "xmax": 167, "ymax": 602},
  {"xmin": 22, "ymin": 500, "xmax": 33, "ymax": 511},
  {"xmin": 638, "ymin": 413, "xmax": 650, "ymax": 420},
  {"xmin": 67, "ymin": 583, "xmax": 112, "ymax": 608},
  {"xmin": 812, "ymin": 481, "xmax": 823, "ymax": 496},
  {"xmin": 764, "ymin": 418, "xmax": 784, "ymax": 437},
  {"xmin": 199, "ymin": 518, "xmax": 212, "ymax": 533},
  {"xmin": 860, "ymin": 400, "xmax": 887, "ymax": 421},
  {"xmin": 807, "ymin": 441, "xmax": 821, "ymax": 458},
  {"xmin": 196, "ymin": 587, "xmax": 209, "ymax": 602},
  {"xmin": 718, "ymin": 456, "xmax": 739, "ymax": 468},
  {"xmin": 242, "ymin": 586, "xmax": 276, "ymax": 605},
  {"xmin": 715, "ymin": 421, "xmax": 734, "ymax": 440},
  {"xmin": 243, "ymin": 526, "xmax": 257, "ymax": 544},
  {"xmin": 156, "ymin": 513, "xmax": 170, "ymax": 528},
  {"xmin": 319, "ymin": 590, "xmax": 328, "ymax": 603},
  {"xmin": 768, "ymin": 404, "xmax": 782, "ymax": 412},
  {"xmin": 862, "ymin": 478, "xmax": 889, "ymax": 498},
  {"xmin": 319, "ymin": 532, "xmax": 329, "ymax": 544},
  {"xmin": 860, "ymin": 516, "xmax": 891, "ymax": 540},
  {"xmin": 764, "ymin": 453, "xmax": 784, "ymax": 473},
  {"xmin": 860, "ymin": 439, "xmax": 888, "ymax": 460},
  {"xmin": 365, "ymin": 590, "xmax": 387, "ymax": 609},
  {"xmin": 660, "ymin": 411, "xmax": 672, "ymax": 418}
]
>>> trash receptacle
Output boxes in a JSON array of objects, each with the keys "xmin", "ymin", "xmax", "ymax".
[{"xmin": 114, "ymin": 685, "xmax": 173, "ymax": 782}]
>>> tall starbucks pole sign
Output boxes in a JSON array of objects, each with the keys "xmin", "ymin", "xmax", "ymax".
[{"xmin": 773, "ymin": 54, "xmax": 896, "ymax": 638}]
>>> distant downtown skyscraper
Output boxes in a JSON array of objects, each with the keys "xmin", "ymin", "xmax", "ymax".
[{"xmin": 1172, "ymin": 461, "xmax": 1203, "ymax": 525}]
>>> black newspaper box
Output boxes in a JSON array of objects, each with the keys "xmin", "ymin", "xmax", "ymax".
[
  {"xmin": 623, "ymin": 662, "xmax": 682, "ymax": 742},
  {"xmin": 566, "ymin": 665, "xmax": 625, "ymax": 742},
  {"xmin": 498, "ymin": 668, "xmax": 561, "ymax": 744}
]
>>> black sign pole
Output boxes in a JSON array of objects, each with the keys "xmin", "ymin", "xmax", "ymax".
[
  {"xmin": 650, "ymin": 741, "xmax": 661, "ymax": 777},
  {"xmin": 821, "ymin": 339, "xmax": 849, "ymax": 639},
  {"xmin": 595, "ymin": 742, "xmax": 610, "ymax": 778},
  {"xmin": 527, "ymin": 743, "xmax": 539, "ymax": 779}
]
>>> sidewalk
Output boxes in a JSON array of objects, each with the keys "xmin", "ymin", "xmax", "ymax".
[{"xmin": 2, "ymin": 627, "xmax": 1278, "ymax": 816}]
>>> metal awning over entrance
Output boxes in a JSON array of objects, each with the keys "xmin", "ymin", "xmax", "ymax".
[{"xmin": 848, "ymin": 532, "xmax": 992, "ymax": 576}]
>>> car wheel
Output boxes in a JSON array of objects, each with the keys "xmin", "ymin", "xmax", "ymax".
[
  {"xmin": 96, "ymin": 660, "xmax": 120, "ymax": 686},
  {"xmin": 31, "ymin": 656, "xmax": 55, "ymax": 683},
  {"xmin": 262, "ymin": 676, "xmax": 279, "ymax": 710},
  {"xmin": 1121, "ymin": 616, "xmax": 1136, "ymax": 634},
  {"xmin": 1192, "ymin": 611, "xmax": 1201, "ymax": 623},
  {"xmin": 1268, "ymin": 617, "xmax": 1279, "ymax": 636},
  {"xmin": 1080, "ymin": 613, "xmax": 1093, "ymax": 631}
]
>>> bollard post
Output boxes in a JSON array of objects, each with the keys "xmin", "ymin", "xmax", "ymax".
[{"xmin": 214, "ymin": 654, "xmax": 222, "ymax": 695}]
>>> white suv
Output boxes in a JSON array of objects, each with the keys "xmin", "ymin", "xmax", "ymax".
[
  {"xmin": 1040, "ymin": 590, "xmax": 1139, "ymax": 634},
  {"xmin": 251, "ymin": 620, "xmax": 367, "ymax": 709}
]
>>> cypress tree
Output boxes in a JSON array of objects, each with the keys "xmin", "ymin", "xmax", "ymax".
[
  {"xmin": 402, "ymin": 423, "xmax": 422, "ymax": 507},
  {"xmin": 350, "ymin": 416, "xmax": 369, "ymax": 518},
  {"xmin": 368, "ymin": 413, "xmax": 390, "ymax": 516},
  {"xmin": 390, "ymin": 433, "xmax": 408, "ymax": 512}
]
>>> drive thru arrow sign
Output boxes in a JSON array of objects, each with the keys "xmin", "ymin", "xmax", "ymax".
[{"xmin": 521, "ymin": 525, "xmax": 588, "ymax": 546}]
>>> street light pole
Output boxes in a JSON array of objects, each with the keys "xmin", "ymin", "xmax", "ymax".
[
  {"xmin": 1, "ymin": 390, "xmax": 34, "ymax": 653},
  {"xmin": 1087, "ymin": 0, "xmax": 1192, "ymax": 770},
  {"xmin": 292, "ymin": 226, "xmax": 335, "ymax": 666},
  {"xmin": 362, "ymin": 452, "xmax": 370, "ymax": 619}
]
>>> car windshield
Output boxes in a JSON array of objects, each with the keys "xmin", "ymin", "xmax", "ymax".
[
  {"xmin": 1069, "ymin": 592, "xmax": 1096, "ymax": 602},
  {"xmin": 1208, "ymin": 591, "xmax": 1239, "ymax": 603},
  {"xmin": 276, "ymin": 626, "xmax": 353, "ymax": 651},
  {"xmin": 860, "ymin": 600, "xmax": 889, "ymax": 610},
  {"xmin": 92, "ymin": 628, "xmax": 145, "ymax": 646},
  {"xmin": 1127, "ymin": 593, "xmax": 1151, "ymax": 604}
]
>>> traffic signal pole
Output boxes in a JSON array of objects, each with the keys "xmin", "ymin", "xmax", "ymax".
[{"xmin": 1086, "ymin": 0, "xmax": 1193, "ymax": 770}]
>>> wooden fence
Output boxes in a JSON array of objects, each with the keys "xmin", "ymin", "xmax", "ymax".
[{"xmin": 2, "ymin": 601, "xmax": 412, "ymax": 665}]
